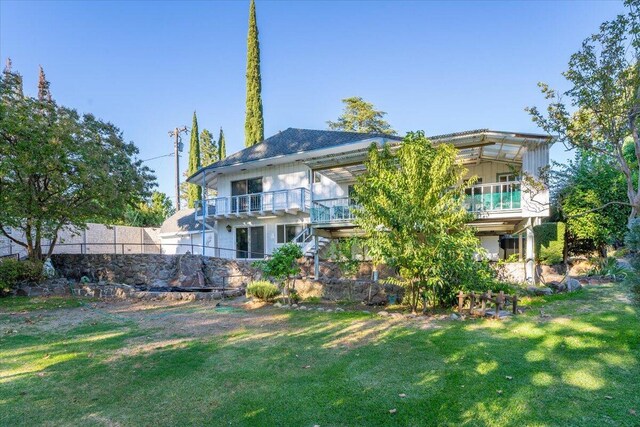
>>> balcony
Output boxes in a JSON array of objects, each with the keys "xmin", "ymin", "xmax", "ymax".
[
  {"xmin": 310, "ymin": 197, "xmax": 358, "ymax": 225},
  {"xmin": 310, "ymin": 182, "xmax": 523, "ymax": 226},
  {"xmin": 464, "ymin": 182, "xmax": 521, "ymax": 214},
  {"xmin": 197, "ymin": 188, "xmax": 311, "ymax": 219}
]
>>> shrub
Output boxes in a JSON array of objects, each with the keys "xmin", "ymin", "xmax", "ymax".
[
  {"xmin": 587, "ymin": 256, "xmax": 628, "ymax": 281},
  {"xmin": 0, "ymin": 259, "xmax": 44, "ymax": 294},
  {"xmin": 625, "ymin": 218, "xmax": 640, "ymax": 251},
  {"xmin": 533, "ymin": 222, "xmax": 565, "ymax": 265},
  {"xmin": 253, "ymin": 243, "xmax": 303, "ymax": 305},
  {"xmin": 246, "ymin": 280, "xmax": 279, "ymax": 301}
]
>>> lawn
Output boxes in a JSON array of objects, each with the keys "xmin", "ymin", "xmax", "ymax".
[{"xmin": 1, "ymin": 282, "xmax": 639, "ymax": 426}]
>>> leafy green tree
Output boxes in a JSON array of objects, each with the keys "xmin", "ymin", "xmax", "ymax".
[
  {"xmin": 200, "ymin": 129, "xmax": 218, "ymax": 166},
  {"xmin": 0, "ymin": 64, "xmax": 155, "ymax": 260},
  {"xmin": 253, "ymin": 243, "xmax": 302, "ymax": 305},
  {"xmin": 186, "ymin": 111, "xmax": 201, "ymax": 208},
  {"xmin": 218, "ymin": 127, "xmax": 226, "ymax": 160},
  {"xmin": 245, "ymin": 0, "xmax": 264, "ymax": 147},
  {"xmin": 121, "ymin": 191, "xmax": 175, "ymax": 227},
  {"xmin": 1, "ymin": 58, "xmax": 23, "ymax": 102},
  {"xmin": 327, "ymin": 97, "xmax": 397, "ymax": 135},
  {"xmin": 354, "ymin": 132, "xmax": 490, "ymax": 311},
  {"xmin": 553, "ymin": 152, "xmax": 630, "ymax": 255},
  {"xmin": 527, "ymin": 1, "xmax": 640, "ymax": 222}
]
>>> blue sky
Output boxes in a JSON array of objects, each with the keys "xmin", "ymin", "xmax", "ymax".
[{"xmin": 0, "ymin": 0, "xmax": 626, "ymax": 200}]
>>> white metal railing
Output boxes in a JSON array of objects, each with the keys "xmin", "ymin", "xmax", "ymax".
[
  {"xmin": 464, "ymin": 181, "xmax": 522, "ymax": 212},
  {"xmin": 310, "ymin": 197, "xmax": 359, "ymax": 224},
  {"xmin": 291, "ymin": 226, "xmax": 313, "ymax": 245},
  {"xmin": 197, "ymin": 188, "xmax": 311, "ymax": 217}
]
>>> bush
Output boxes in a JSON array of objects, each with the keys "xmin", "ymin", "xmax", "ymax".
[
  {"xmin": 625, "ymin": 218, "xmax": 640, "ymax": 251},
  {"xmin": 246, "ymin": 280, "xmax": 280, "ymax": 301},
  {"xmin": 533, "ymin": 222, "xmax": 565, "ymax": 265},
  {"xmin": 0, "ymin": 259, "xmax": 44, "ymax": 294},
  {"xmin": 587, "ymin": 256, "xmax": 629, "ymax": 281}
]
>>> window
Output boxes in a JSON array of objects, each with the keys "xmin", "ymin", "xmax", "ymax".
[
  {"xmin": 497, "ymin": 173, "xmax": 518, "ymax": 183},
  {"xmin": 499, "ymin": 234, "xmax": 525, "ymax": 260},
  {"xmin": 277, "ymin": 224, "xmax": 304, "ymax": 244},
  {"xmin": 309, "ymin": 170, "xmax": 321, "ymax": 184},
  {"xmin": 231, "ymin": 177, "xmax": 263, "ymax": 212}
]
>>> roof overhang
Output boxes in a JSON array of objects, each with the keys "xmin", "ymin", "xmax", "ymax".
[{"xmin": 187, "ymin": 136, "xmax": 395, "ymax": 187}]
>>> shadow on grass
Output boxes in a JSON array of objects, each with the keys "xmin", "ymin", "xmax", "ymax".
[{"xmin": 0, "ymin": 286, "xmax": 639, "ymax": 426}]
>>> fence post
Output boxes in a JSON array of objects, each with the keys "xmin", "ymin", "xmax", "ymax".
[
  {"xmin": 512, "ymin": 295, "xmax": 518, "ymax": 315},
  {"xmin": 458, "ymin": 291, "xmax": 464, "ymax": 315},
  {"xmin": 121, "ymin": 243, "xmax": 125, "ymax": 254}
]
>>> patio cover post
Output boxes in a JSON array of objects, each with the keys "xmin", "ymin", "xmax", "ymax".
[
  {"xmin": 201, "ymin": 170, "xmax": 207, "ymax": 256},
  {"xmin": 314, "ymin": 235, "xmax": 319, "ymax": 280}
]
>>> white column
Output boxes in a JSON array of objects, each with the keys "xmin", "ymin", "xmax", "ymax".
[
  {"xmin": 525, "ymin": 219, "xmax": 535, "ymax": 283},
  {"xmin": 314, "ymin": 236, "xmax": 319, "ymax": 280}
]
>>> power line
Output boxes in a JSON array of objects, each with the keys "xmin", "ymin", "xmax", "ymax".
[{"xmin": 141, "ymin": 152, "xmax": 175, "ymax": 162}]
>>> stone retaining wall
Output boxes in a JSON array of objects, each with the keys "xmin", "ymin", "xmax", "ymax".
[
  {"xmin": 15, "ymin": 279, "xmax": 243, "ymax": 301},
  {"xmin": 50, "ymin": 254, "xmax": 257, "ymax": 288},
  {"xmin": 295, "ymin": 278, "xmax": 404, "ymax": 305}
]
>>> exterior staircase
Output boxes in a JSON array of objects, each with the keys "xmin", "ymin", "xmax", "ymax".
[{"xmin": 291, "ymin": 228, "xmax": 331, "ymax": 257}]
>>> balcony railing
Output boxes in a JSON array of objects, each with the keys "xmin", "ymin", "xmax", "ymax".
[
  {"xmin": 309, "ymin": 182, "xmax": 522, "ymax": 225},
  {"xmin": 197, "ymin": 188, "xmax": 311, "ymax": 218},
  {"xmin": 310, "ymin": 197, "xmax": 358, "ymax": 224},
  {"xmin": 464, "ymin": 182, "xmax": 521, "ymax": 212}
]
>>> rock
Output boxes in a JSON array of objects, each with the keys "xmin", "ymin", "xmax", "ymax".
[
  {"xmin": 406, "ymin": 313, "xmax": 417, "ymax": 318},
  {"xmin": 325, "ymin": 309, "xmax": 333, "ymax": 313},
  {"xmin": 299, "ymin": 305, "xmax": 307, "ymax": 310},
  {"xmin": 273, "ymin": 302, "xmax": 282, "ymax": 308},
  {"xmin": 565, "ymin": 278, "xmax": 582, "ymax": 292},
  {"xmin": 527, "ymin": 286, "xmax": 553, "ymax": 296},
  {"xmin": 362, "ymin": 310, "xmax": 371, "ymax": 314},
  {"xmin": 291, "ymin": 304, "xmax": 299, "ymax": 308},
  {"xmin": 316, "ymin": 307, "xmax": 324, "ymax": 312},
  {"xmin": 450, "ymin": 313, "xmax": 460, "ymax": 320},
  {"xmin": 335, "ymin": 307, "xmax": 345, "ymax": 312},
  {"xmin": 378, "ymin": 310, "xmax": 390, "ymax": 317}
]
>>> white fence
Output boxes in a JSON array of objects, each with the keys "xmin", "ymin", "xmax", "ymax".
[{"xmin": 0, "ymin": 223, "xmax": 161, "ymax": 259}]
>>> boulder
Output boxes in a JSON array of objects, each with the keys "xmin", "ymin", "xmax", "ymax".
[
  {"xmin": 527, "ymin": 286, "xmax": 553, "ymax": 296},
  {"xmin": 176, "ymin": 254, "xmax": 205, "ymax": 287},
  {"xmin": 548, "ymin": 281, "xmax": 567, "ymax": 293},
  {"xmin": 565, "ymin": 278, "xmax": 582, "ymax": 292}
]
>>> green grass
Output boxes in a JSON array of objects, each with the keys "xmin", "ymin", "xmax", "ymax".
[{"xmin": 1, "ymin": 282, "xmax": 639, "ymax": 426}]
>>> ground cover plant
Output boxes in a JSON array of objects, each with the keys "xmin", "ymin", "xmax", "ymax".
[{"xmin": 1, "ymin": 280, "xmax": 638, "ymax": 426}]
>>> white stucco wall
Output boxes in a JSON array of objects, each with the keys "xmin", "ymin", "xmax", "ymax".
[
  {"xmin": 215, "ymin": 214, "xmax": 309, "ymax": 259},
  {"xmin": 479, "ymin": 235, "xmax": 501, "ymax": 261}
]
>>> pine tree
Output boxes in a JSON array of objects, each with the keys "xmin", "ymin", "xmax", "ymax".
[
  {"xmin": 37, "ymin": 65, "xmax": 51, "ymax": 102},
  {"xmin": 218, "ymin": 127, "xmax": 226, "ymax": 160},
  {"xmin": 200, "ymin": 129, "xmax": 218, "ymax": 167},
  {"xmin": 244, "ymin": 0, "xmax": 264, "ymax": 147},
  {"xmin": 186, "ymin": 111, "xmax": 202, "ymax": 208}
]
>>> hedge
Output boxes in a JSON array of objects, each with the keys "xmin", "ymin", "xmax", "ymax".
[
  {"xmin": 533, "ymin": 222, "xmax": 565, "ymax": 265},
  {"xmin": 0, "ymin": 259, "xmax": 44, "ymax": 294}
]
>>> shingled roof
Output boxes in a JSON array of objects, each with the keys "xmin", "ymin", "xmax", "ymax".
[
  {"xmin": 203, "ymin": 128, "xmax": 402, "ymax": 170},
  {"xmin": 159, "ymin": 208, "xmax": 200, "ymax": 235}
]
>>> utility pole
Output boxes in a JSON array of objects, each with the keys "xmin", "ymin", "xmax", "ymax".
[{"xmin": 169, "ymin": 126, "xmax": 188, "ymax": 210}]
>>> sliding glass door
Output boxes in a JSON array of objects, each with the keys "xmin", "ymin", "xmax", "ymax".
[{"xmin": 235, "ymin": 226, "xmax": 264, "ymax": 259}]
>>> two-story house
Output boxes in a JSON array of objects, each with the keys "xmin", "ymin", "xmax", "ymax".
[{"xmin": 187, "ymin": 128, "xmax": 550, "ymax": 282}]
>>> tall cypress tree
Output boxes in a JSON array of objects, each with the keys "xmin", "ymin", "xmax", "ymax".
[
  {"xmin": 218, "ymin": 127, "xmax": 226, "ymax": 160},
  {"xmin": 186, "ymin": 111, "xmax": 202, "ymax": 208},
  {"xmin": 37, "ymin": 66, "xmax": 51, "ymax": 102},
  {"xmin": 200, "ymin": 129, "xmax": 218, "ymax": 166},
  {"xmin": 244, "ymin": 0, "xmax": 264, "ymax": 147}
]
